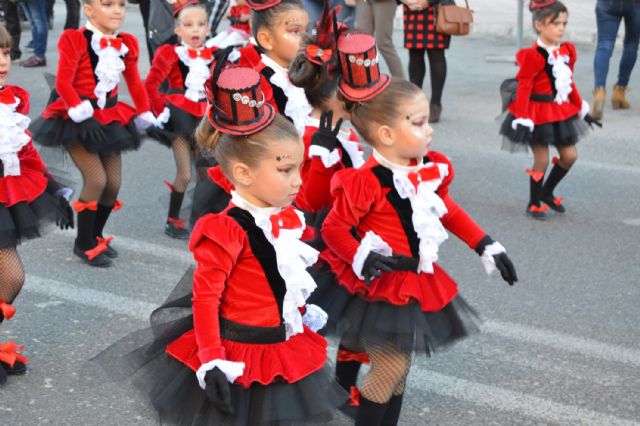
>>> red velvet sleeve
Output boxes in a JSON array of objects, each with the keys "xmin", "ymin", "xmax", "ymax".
[
  {"xmin": 512, "ymin": 48, "xmax": 544, "ymax": 119},
  {"xmin": 8, "ymin": 85, "xmax": 30, "ymax": 114},
  {"xmin": 55, "ymin": 30, "xmax": 86, "ymax": 109},
  {"xmin": 298, "ymin": 127, "xmax": 338, "ymax": 212},
  {"xmin": 121, "ymin": 33, "xmax": 151, "ymax": 114},
  {"xmin": 189, "ymin": 214, "xmax": 245, "ymax": 363},
  {"xmin": 145, "ymin": 44, "xmax": 177, "ymax": 116},
  {"xmin": 321, "ymin": 168, "xmax": 377, "ymax": 263},
  {"xmin": 431, "ymin": 152, "xmax": 487, "ymax": 250},
  {"xmin": 565, "ymin": 43, "xmax": 584, "ymax": 110}
]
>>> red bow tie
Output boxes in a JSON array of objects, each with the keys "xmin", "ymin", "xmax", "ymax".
[
  {"xmin": 188, "ymin": 48, "xmax": 213, "ymax": 60},
  {"xmin": 269, "ymin": 207, "xmax": 302, "ymax": 238},
  {"xmin": 0, "ymin": 87, "xmax": 16, "ymax": 105},
  {"xmin": 407, "ymin": 164, "xmax": 441, "ymax": 190},
  {"xmin": 100, "ymin": 37, "xmax": 123, "ymax": 50}
]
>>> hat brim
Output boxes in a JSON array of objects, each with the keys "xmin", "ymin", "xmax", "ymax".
[
  {"xmin": 247, "ymin": 0, "xmax": 282, "ymax": 11},
  {"xmin": 209, "ymin": 103, "xmax": 276, "ymax": 136},
  {"xmin": 338, "ymin": 74, "xmax": 390, "ymax": 102}
]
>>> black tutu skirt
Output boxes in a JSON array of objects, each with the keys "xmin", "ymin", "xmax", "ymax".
[
  {"xmin": 308, "ymin": 263, "xmax": 481, "ymax": 355},
  {"xmin": 498, "ymin": 112, "xmax": 590, "ymax": 153},
  {"xmin": 91, "ymin": 268, "xmax": 347, "ymax": 426},
  {"xmin": 30, "ymin": 117, "xmax": 141, "ymax": 155},
  {"xmin": 147, "ymin": 104, "xmax": 201, "ymax": 149},
  {"xmin": 0, "ymin": 193, "xmax": 61, "ymax": 248}
]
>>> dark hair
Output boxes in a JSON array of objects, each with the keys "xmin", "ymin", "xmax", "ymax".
[
  {"xmin": 532, "ymin": 1, "xmax": 568, "ymax": 31},
  {"xmin": 341, "ymin": 78, "xmax": 423, "ymax": 145},
  {"xmin": 196, "ymin": 114, "xmax": 300, "ymax": 180},
  {"xmin": 288, "ymin": 34, "xmax": 338, "ymax": 109},
  {"xmin": 176, "ymin": 3, "xmax": 208, "ymax": 23},
  {"xmin": 0, "ymin": 25, "xmax": 12, "ymax": 49},
  {"xmin": 251, "ymin": 0, "xmax": 304, "ymax": 48}
]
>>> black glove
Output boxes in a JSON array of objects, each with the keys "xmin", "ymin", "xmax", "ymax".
[
  {"xmin": 584, "ymin": 113, "xmax": 602, "ymax": 129},
  {"xmin": 475, "ymin": 235, "xmax": 518, "ymax": 286},
  {"xmin": 146, "ymin": 125, "xmax": 175, "ymax": 146},
  {"xmin": 362, "ymin": 252, "xmax": 395, "ymax": 285},
  {"xmin": 54, "ymin": 189, "xmax": 74, "ymax": 230},
  {"xmin": 311, "ymin": 110, "xmax": 343, "ymax": 151},
  {"xmin": 77, "ymin": 117, "xmax": 107, "ymax": 145},
  {"xmin": 204, "ymin": 367, "xmax": 233, "ymax": 414}
]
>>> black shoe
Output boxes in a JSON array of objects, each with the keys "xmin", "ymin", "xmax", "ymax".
[
  {"xmin": 103, "ymin": 244, "xmax": 118, "ymax": 258},
  {"xmin": 165, "ymin": 219, "xmax": 190, "ymax": 239},
  {"xmin": 73, "ymin": 243, "xmax": 112, "ymax": 267},
  {"xmin": 541, "ymin": 194, "xmax": 566, "ymax": 213},
  {"xmin": 1, "ymin": 360, "xmax": 27, "ymax": 375},
  {"xmin": 526, "ymin": 203, "xmax": 548, "ymax": 220},
  {"xmin": 429, "ymin": 103, "xmax": 442, "ymax": 123}
]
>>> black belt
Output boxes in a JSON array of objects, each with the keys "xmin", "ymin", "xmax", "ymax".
[
  {"xmin": 84, "ymin": 96, "xmax": 118, "ymax": 109},
  {"xmin": 530, "ymin": 93, "xmax": 554, "ymax": 102},
  {"xmin": 219, "ymin": 317, "xmax": 286, "ymax": 344}
]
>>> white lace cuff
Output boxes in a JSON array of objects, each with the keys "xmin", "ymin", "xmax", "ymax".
[
  {"xmin": 195, "ymin": 359, "xmax": 246, "ymax": 390},
  {"xmin": 156, "ymin": 107, "xmax": 171, "ymax": 129},
  {"xmin": 68, "ymin": 100, "xmax": 94, "ymax": 123},
  {"xmin": 580, "ymin": 100, "xmax": 590, "ymax": 119},
  {"xmin": 55, "ymin": 187, "xmax": 74, "ymax": 202},
  {"xmin": 480, "ymin": 241, "xmax": 506, "ymax": 275},
  {"xmin": 308, "ymin": 145, "xmax": 341, "ymax": 168},
  {"xmin": 134, "ymin": 111, "xmax": 157, "ymax": 132},
  {"xmin": 511, "ymin": 118, "xmax": 534, "ymax": 132},
  {"xmin": 302, "ymin": 304, "xmax": 328, "ymax": 332},
  {"xmin": 352, "ymin": 231, "xmax": 393, "ymax": 280}
]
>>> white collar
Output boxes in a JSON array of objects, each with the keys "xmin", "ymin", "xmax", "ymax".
[
  {"xmin": 372, "ymin": 149, "xmax": 425, "ymax": 175},
  {"xmin": 536, "ymin": 38, "xmax": 560, "ymax": 55},
  {"xmin": 261, "ymin": 54, "xmax": 288, "ymax": 75},
  {"xmin": 85, "ymin": 21, "xmax": 118, "ymax": 38},
  {"xmin": 231, "ymin": 191, "xmax": 281, "ymax": 219}
]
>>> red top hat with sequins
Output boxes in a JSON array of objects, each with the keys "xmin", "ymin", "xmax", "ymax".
[
  {"xmin": 207, "ymin": 67, "xmax": 276, "ymax": 135},
  {"xmin": 167, "ymin": 0, "xmax": 199, "ymax": 16},
  {"xmin": 336, "ymin": 32, "xmax": 390, "ymax": 102},
  {"xmin": 247, "ymin": 0, "xmax": 281, "ymax": 11},
  {"xmin": 529, "ymin": 0, "xmax": 557, "ymax": 11}
]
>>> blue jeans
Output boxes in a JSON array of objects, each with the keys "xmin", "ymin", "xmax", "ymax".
[
  {"xmin": 594, "ymin": 0, "xmax": 640, "ymax": 88},
  {"xmin": 302, "ymin": 0, "xmax": 356, "ymax": 29},
  {"xmin": 26, "ymin": 0, "xmax": 48, "ymax": 57}
]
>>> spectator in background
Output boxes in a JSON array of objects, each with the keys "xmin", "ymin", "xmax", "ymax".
[
  {"xmin": 356, "ymin": 0, "xmax": 405, "ymax": 78},
  {"xmin": 46, "ymin": 0, "xmax": 81, "ymax": 29},
  {"xmin": 303, "ymin": 0, "xmax": 356, "ymax": 29},
  {"xmin": 2, "ymin": 0, "xmax": 23, "ymax": 61},
  {"xmin": 20, "ymin": 0, "xmax": 48, "ymax": 67},
  {"xmin": 591, "ymin": 0, "xmax": 640, "ymax": 120}
]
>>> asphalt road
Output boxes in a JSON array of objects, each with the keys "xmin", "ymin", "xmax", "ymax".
[{"xmin": 1, "ymin": 3, "xmax": 639, "ymax": 425}]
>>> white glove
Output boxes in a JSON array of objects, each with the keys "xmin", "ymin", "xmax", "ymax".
[
  {"xmin": 134, "ymin": 111, "xmax": 157, "ymax": 132},
  {"xmin": 302, "ymin": 304, "xmax": 328, "ymax": 332},
  {"xmin": 156, "ymin": 107, "xmax": 171, "ymax": 129},
  {"xmin": 195, "ymin": 359, "xmax": 245, "ymax": 390}
]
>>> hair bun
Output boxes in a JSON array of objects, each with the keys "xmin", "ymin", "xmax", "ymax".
[{"xmin": 529, "ymin": 0, "xmax": 557, "ymax": 11}]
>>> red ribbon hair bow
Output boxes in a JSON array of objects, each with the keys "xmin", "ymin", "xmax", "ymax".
[
  {"xmin": 100, "ymin": 37, "xmax": 123, "ymax": 50},
  {"xmin": 188, "ymin": 48, "xmax": 213, "ymax": 60},
  {"xmin": 269, "ymin": 206, "xmax": 302, "ymax": 238},
  {"xmin": 0, "ymin": 87, "xmax": 16, "ymax": 105},
  {"xmin": 0, "ymin": 341, "xmax": 29, "ymax": 368},
  {"xmin": 305, "ymin": 44, "xmax": 333, "ymax": 65},
  {"xmin": 407, "ymin": 164, "xmax": 441, "ymax": 190}
]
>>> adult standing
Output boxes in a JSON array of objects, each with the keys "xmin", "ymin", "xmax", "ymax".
[
  {"xmin": 591, "ymin": 0, "xmax": 640, "ymax": 120},
  {"xmin": 356, "ymin": 0, "xmax": 405, "ymax": 78},
  {"xmin": 20, "ymin": 0, "xmax": 48, "ymax": 67},
  {"xmin": 2, "ymin": 0, "xmax": 23, "ymax": 61},
  {"xmin": 303, "ymin": 0, "xmax": 356, "ymax": 29},
  {"xmin": 401, "ymin": 0, "xmax": 454, "ymax": 123}
]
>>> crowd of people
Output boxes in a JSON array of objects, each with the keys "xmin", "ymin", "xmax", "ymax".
[{"xmin": 0, "ymin": 0, "xmax": 635, "ymax": 424}]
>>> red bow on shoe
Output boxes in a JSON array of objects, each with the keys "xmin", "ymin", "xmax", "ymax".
[
  {"xmin": 0, "ymin": 87, "xmax": 16, "ymax": 105},
  {"xmin": 99, "ymin": 37, "xmax": 123, "ymax": 50},
  {"xmin": 187, "ymin": 48, "xmax": 213, "ymax": 60},
  {"xmin": 0, "ymin": 341, "xmax": 29, "ymax": 368},
  {"xmin": 529, "ymin": 204, "xmax": 548, "ymax": 214},
  {"xmin": 167, "ymin": 217, "xmax": 186, "ymax": 230},
  {"xmin": 0, "ymin": 301, "xmax": 16, "ymax": 320},
  {"xmin": 349, "ymin": 386, "xmax": 361, "ymax": 407},
  {"xmin": 269, "ymin": 207, "xmax": 302, "ymax": 238},
  {"xmin": 72, "ymin": 200, "xmax": 98, "ymax": 212},
  {"xmin": 407, "ymin": 164, "xmax": 441, "ymax": 190},
  {"xmin": 85, "ymin": 236, "xmax": 113, "ymax": 261},
  {"xmin": 305, "ymin": 44, "xmax": 333, "ymax": 65}
]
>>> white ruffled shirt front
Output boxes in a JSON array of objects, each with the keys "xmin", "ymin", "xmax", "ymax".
[
  {"xmin": 537, "ymin": 39, "xmax": 573, "ymax": 105},
  {"xmin": 86, "ymin": 22, "xmax": 128, "ymax": 110},
  {"xmin": 230, "ymin": 192, "xmax": 320, "ymax": 339},
  {"xmin": 0, "ymin": 92, "xmax": 31, "ymax": 177},
  {"xmin": 261, "ymin": 54, "xmax": 312, "ymax": 135},
  {"xmin": 305, "ymin": 116, "xmax": 365, "ymax": 169},
  {"xmin": 175, "ymin": 44, "xmax": 213, "ymax": 102}
]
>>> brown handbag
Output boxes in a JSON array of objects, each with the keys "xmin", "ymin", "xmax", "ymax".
[{"xmin": 435, "ymin": 0, "xmax": 474, "ymax": 36}]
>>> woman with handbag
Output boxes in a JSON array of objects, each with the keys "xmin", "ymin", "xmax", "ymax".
[{"xmin": 401, "ymin": 0, "xmax": 460, "ymax": 123}]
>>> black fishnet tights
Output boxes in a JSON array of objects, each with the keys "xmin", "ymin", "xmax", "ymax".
[
  {"xmin": 360, "ymin": 339, "xmax": 412, "ymax": 403},
  {"xmin": 67, "ymin": 144, "xmax": 122, "ymax": 205},
  {"xmin": 171, "ymin": 137, "xmax": 192, "ymax": 193},
  {"xmin": 0, "ymin": 248, "xmax": 25, "ymax": 306}
]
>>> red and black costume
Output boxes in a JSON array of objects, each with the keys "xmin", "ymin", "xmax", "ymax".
[
  {"xmin": 31, "ymin": 23, "xmax": 154, "ymax": 154},
  {"xmin": 229, "ymin": 4, "xmax": 251, "ymax": 34}
]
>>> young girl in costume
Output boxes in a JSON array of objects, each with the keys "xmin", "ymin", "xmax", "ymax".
[
  {"xmin": 0, "ymin": 26, "xmax": 74, "ymax": 384},
  {"xmin": 145, "ymin": 0, "xmax": 214, "ymax": 239},
  {"xmin": 94, "ymin": 63, "xmax": 346, "ymax": 425},
  {"xmin": 499, "ymin": 0, "xmax": 601, "ymax": 220},
  {"xmin": 314, "ymin": 32, "xmax": 518, "ymax": 425},
  {"xmin": 30, "ymin": 0, "xmax": 156, "ymax": 267}
]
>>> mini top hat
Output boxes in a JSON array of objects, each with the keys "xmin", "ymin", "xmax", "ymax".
[
  {"xmin": 336, "ymin": 32, "xmax": 390, "ymax": 102},
  {"xmin": 247, "ymin": 0, "xmax": 281, "ymax": 11},
  {"xmin": 206, "ymin": 66, "xmax": 275, "ymax": 135},
  {"xmin": 529, "ymin": 0, "xmax": 557, "ymax": 11},
  {"xmin": 167, "ymin": 0, "xmax": 200, "ymax": 16}
]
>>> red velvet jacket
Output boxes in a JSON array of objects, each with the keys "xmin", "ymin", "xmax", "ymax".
[
  {"xmin": 321, "ymin": 151, "xmax": 487, "ymax": 312},
  {"xmin": 507, "ymin": 41, "xmax": 583, "ymax": 124},
  {"xmin": 42, "ymin": 27, "xmax": 150, "ymax": 124}
]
